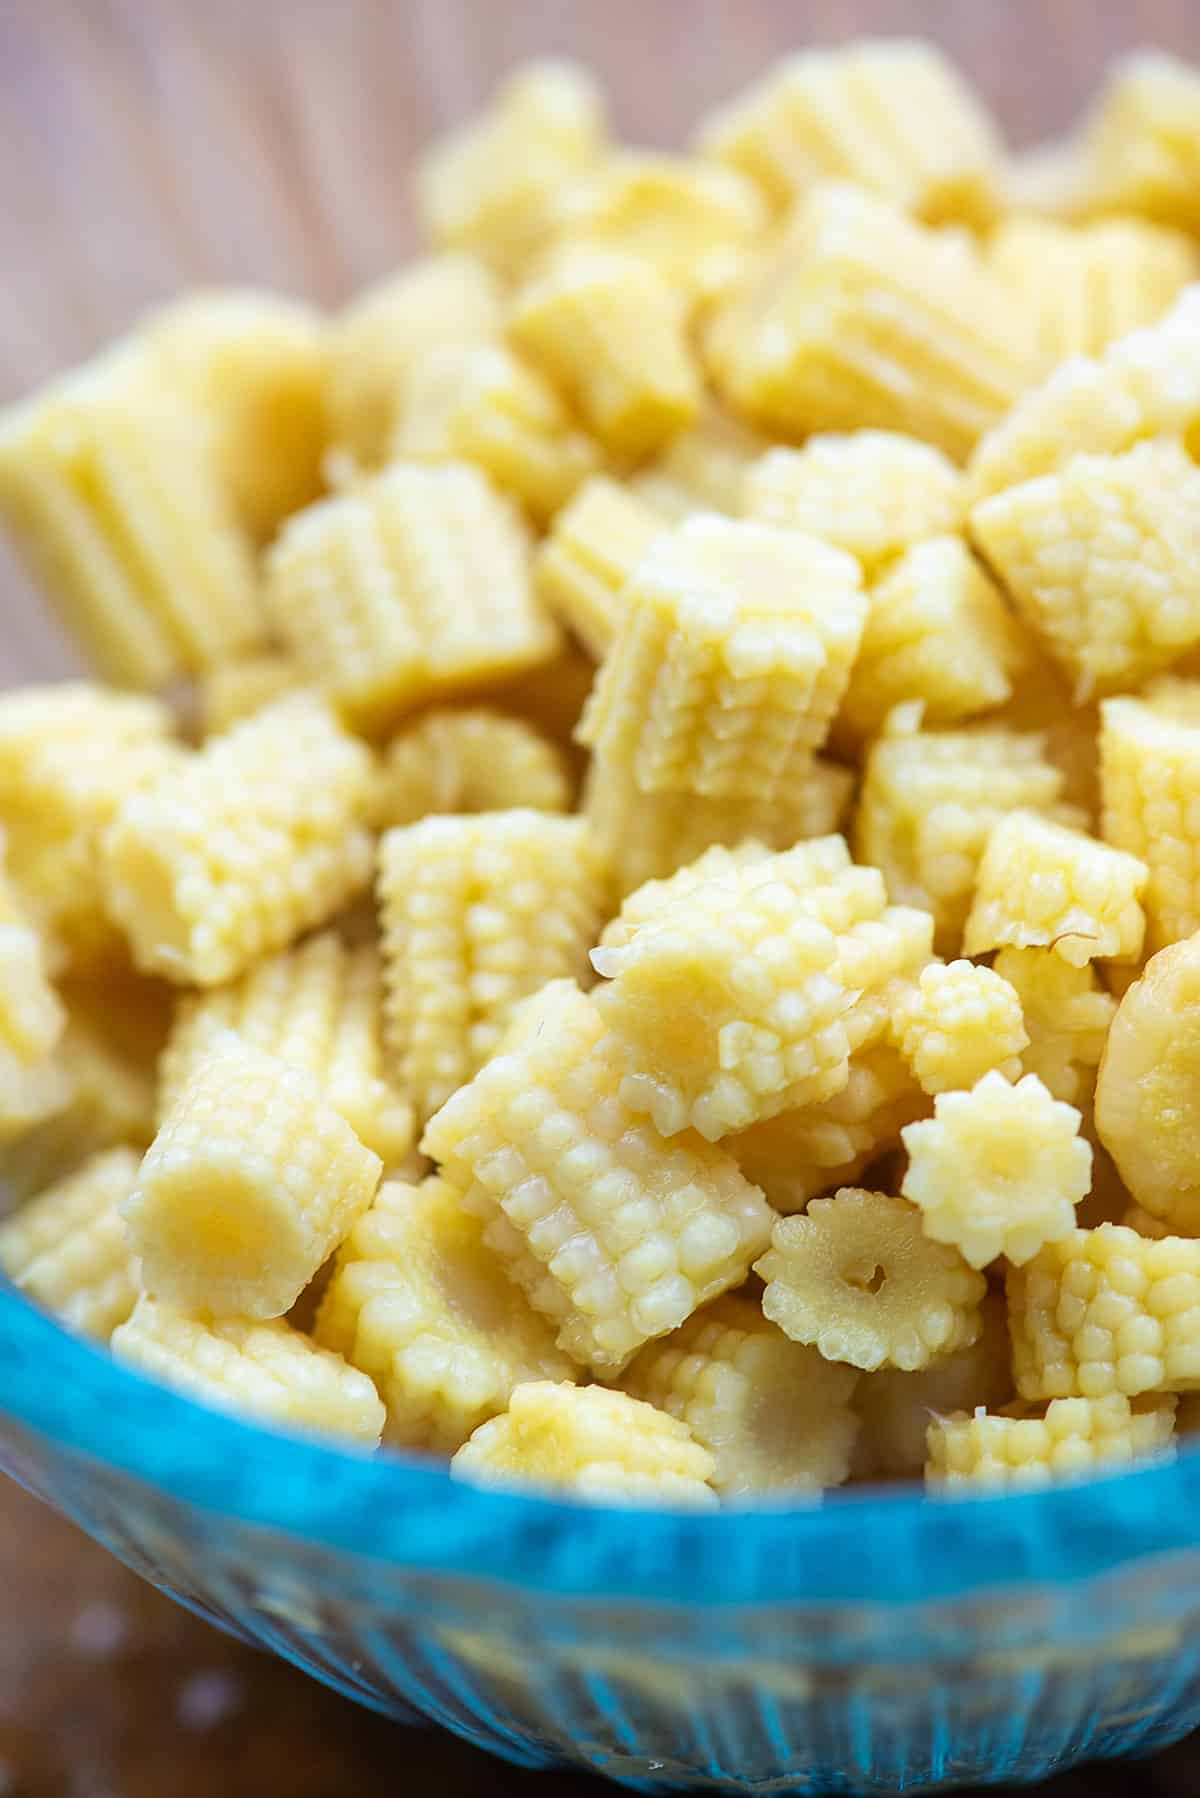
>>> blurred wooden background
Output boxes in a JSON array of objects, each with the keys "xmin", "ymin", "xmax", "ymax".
[{"xmin": 2, "ymin": 2, "xmax": 1200, "ymax": 1793}]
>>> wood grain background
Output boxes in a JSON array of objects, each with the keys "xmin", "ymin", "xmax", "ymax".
[{"xmin": 2, "ymin": 3, "xmax": 1200, "ymax": 1793}]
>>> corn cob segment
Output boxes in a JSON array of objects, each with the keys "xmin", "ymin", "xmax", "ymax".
[
  {"xmin": 197, "ymin": 653, "xmax": 303, "ymax": 736},
  {"xmin": 112, "ymin": 1294, "xmax": 385, "ymax": 1445},
  {"xmin": 375, "ymin": 708, "xmax": 570, "ymax": 829},
  {"xmin": 451, "ymin": 1380, "xmax": 718, "ymax": 1507},
  {"xmin": 1099, "ymin": 696, "xmax": 1200, "ymax": 954},
  {"xmin": 0, "ymin": 1146, "xmax": 141, "ymax": 1340},
  {"xmin": 1077, "ymin": 51, "xmax": 1200, "ymax": 233},
  {"xmin": 534, "ymin": 476, "xmax": 665, "ymax": 659},
  {"xmin": 315, "ymin": 1177, "xmax": 577, "ymax": 1453},
  {"xmin": 965, "ymin": 811, "xmax": 1147, "ymax": 968},
  {"xmin": 422, "ymin": 980, "xmax": 773, "ymax": 1373},
  {"xmin": 927, "ymin": 1393, "xmax": 1176, "ymax": 1490},
  {"xmin": 994, "ymin": 947, "xmax": 1116, "ymax": 1107},
  {"xmin": 889, "ymin": 960, "xmax": 1027, "ymax": 1096}
]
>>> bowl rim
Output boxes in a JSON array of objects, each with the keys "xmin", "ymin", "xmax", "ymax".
[{"xmin": 3, "ymin": 1286, "xmax": 1199, "ymax": 1609}]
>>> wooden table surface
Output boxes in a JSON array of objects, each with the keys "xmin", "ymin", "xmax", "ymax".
[{"xmin": 2, "ymin": 2, "xmax": 1200, "ymax": 1793}]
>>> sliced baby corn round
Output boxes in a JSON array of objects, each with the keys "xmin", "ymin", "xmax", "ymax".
[
  {"xmin": 926, "ymin": 1393, "xmax": 1176, "ymax": 1491},
  {"xmin": 0, "ymin": 1146, "xmax": 141, "ymax": 1340},
  {"xmin": 964, "ymin": 810, "xmax": 1147, "ymax": 967},
  {"xmin": 889, "ymin": 960, "xmax": 1027, "ymax": 1095},
  {"xmin": 375, "ymin": 708, "xmax": 570, "ymax": 829},
  {"xmin": 1100, "ymin": 695, "xmax": 1200, "ymax": 956}
]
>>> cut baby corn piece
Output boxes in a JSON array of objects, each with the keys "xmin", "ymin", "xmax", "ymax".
[
  {"xmin": 418, "ymin": 61, "xmax": 608, "ymax": 279},
  {"xmin": 985, "ymin": 217, "xmax": 1198, "ymax": 361},
  {"xmin": 742, "ymin": 434, "xmax": 965, "ymax": 577},
  {"xmin": 125, "ymin": 1033, "xmax": 380, "ymax": 1319},
  {"xmin": 995, "ymin": 948, "xmax": 1116, "ymax": 1106},
  {"xmin": 629, "ymin": 408, "xmax": 767, "ymax": 523},
  {"xmin": 103, "ymin": 694, "xmax": 373, "ymax": 987},
  {"xmin": 375, "ymin": 708, "xmax": 570, "ymax": 829},
  {"xmin": 697, "ymin": 38, "xmax": 1003, "ymax": 224},
  {"xmin": 578, "ymin": 515, "xmax": 865, "ymax": 800},
  {"xmin": 197, "ymin": 652, "xmax": 302, "ymax": 736},
  {"xmin": 730, "ymin": 1045, "xmax": 925, "ymax": 1216},
  {"xmin": 1076, "ymin": 51, "xmax": 1200, "ymax": 234},
  {"xmin": 926, "ymin": 1394, "xmax": 1176, "ymax": 1491},
  {"xmin": 263, "ymin": 463, "xmax": 557, "ymax": 736},
  {"xmin": 0, "ymin": 845, "xmax": 66, "ymax": 1137},
  {"xmin": 0, "ymin": 1147, "xmax": 140, "ymax": 1340},
  {"xmin": 157, "ymin": 932, "xmax": 413, "ymax": 1164},
  {"xmin": 889, "ymin": 960, "xmax": 1027, "ymax": 1096},
  {"xmin": 315, "ymin": 1176, "xmax": 577, "ymax": 1453},
  {"xmin": 1007, "ymin": 1224, "xmax": 1200, "ymax": 1400},
  {"xmin": 421, "ymin": 980, "xmax": 773, "ymax": 1373},
  {"xmin": 1094, "ymin": 935, "xmax": 1200, "ymax": 1235},
  {"xmin": 1099, "ymin": 696, "xmax": 1200, "ymax": 954},
  {"xmin": 392, "ymin": 341, "xmax": 602, "ymax": 525},
  {"xmin": 327, "ymin": 254, "xmax": 503, "ymax": 467},
  {"xmin": 379, "ymin": 812, "xmax": 609, "ymax": 1122},
  {"xmin": 901, "ymin": 1071, "xmax": 1091, "ymax": 1269},
  {"xmin": 598, "ymin": 836, "xmax": 844, "ymax": 949},
  {"xmin": 840, "ymin": 537, "xmax": 1024, "ymax": 740},
  {"xmin": 534, "ymin": 475, "xmax": 664, "ymax": 659},
  {"xmin": 142, "ymin": 289, "xmax": 328, "ymax": 542},
  {"xmin": 112, "ymin": 1294, "xmax": 385, "ymax": 1445},
  {"xmin": 964, "ymin": 811, "xmax": 1148, "ymax": 967},
  {"xmin": 854, "ymin": 708, "xmax": 1079, "ymax": 952},
  {"xmin": 622, "ymin": 1293, "xmax": 860, "ymax": 1495},
  {"xmin": 755, "ymin": 1188, "xmax": 986, "ymax": 1373},
  {"xmin": 509, "ymin": 245, "xmax": 702, "ymax": 459},
  {"xmin": 706, "ymin": 183, "xmax": 1038, "ymax": 460},
  {"xmin": 970, "ymin": 439, "xmax": 1200, "ymax": 700},
  {"xmin": 452, "ymin": 1380, "xmax": 717, "ymax": 1508},
  {"xmin": 0, "ymin": 346, "xmax": 263, "ymax": 690}
]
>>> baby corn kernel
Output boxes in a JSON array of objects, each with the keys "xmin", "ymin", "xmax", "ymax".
[
  {"xmin": 890, "ymin": 960, "xmax": 1027, "ymax": 1095},
  {"xmin": 422, "ymin": 980, "xmax": 773, "ymax": 1372},
  {"xmin": 103, "ymin": 693, "xmax": 373, "ymax": 987},
  {"xmin": 756, "ymin": 1187, "xmax": 986, "ymax": 1373},
  {"xmin": 0, "ymin": 1146, "xmax": 141, "ymax": 1340},
  {"xmin": 742, "ymin": 434, "xmax": 965, "ymax": 576},
  {"xmin": 451, "ymin": 1380, "xmax": 717, "ymax": 1507},
  {"xmin": 927, "ymin": 1393, "xmax": 1176, "ymax": 1491},
  {"xmin": 534, "ymin": 475, "xmax": 664, "ymax": 659},
  {"xmin": 375, "ymin": 708, "xmax": 570, "ymax": 829},
  {"xmin": 112, "ymin": 1294, "xmax": 385, "ymax": 1445},
  {"xmin": 1100, "ymin": 696, "xmax": 1200, "ymax": 955},
  {"xmin": 197, "ymin": 653, "xmax": 303, "ymax": 736},
  {"xmin": 125, "ymin": 1033, "xmax": 381, "ymax": 1319},
  {"xmin": 965, "ymin": 811, "xmax": 1147, "ymax": 967},
  {"xmin": 315, "ymin": 1177, "xmax": 576, "ymax": 1452}
]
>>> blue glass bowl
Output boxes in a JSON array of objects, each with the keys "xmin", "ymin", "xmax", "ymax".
[{"xmin": 3, "ymin": 1286, "xmax": 1200, "ymax": 1794}]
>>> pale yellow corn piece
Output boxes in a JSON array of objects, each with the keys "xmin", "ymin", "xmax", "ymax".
[
  {"xmin": 379, "ymin": 813, "xmax": 609, "ymax": 1122},
  {"xmin": 1008, "ymin": 1222, "xmax": 1200, "ymax": 1399},
  {"xmin": 418, "ymin": 61, "xmax": 608, "ymax": 278},
  {"xmin": 730, "ymin": 1045, "xmax": 924, "ymax": 1216},
  {"xmin": 112, "ymin": 1293, "xmax": 384, "ymax": 1444},
  {"xmin": 0, "ymin": 348, "xmax": 263, "ymax": 690},
  {"xmin": 584, "ymin": 750, "xmax": 854, "ymax": 898},
  {"xmin": 706, "ymin": 184, "xmax": 1037, "ymax": 460},
  {"xmin": 1077, "ymin": 51, "xmax": 1200, "ymax": 233},
  {"xmin": 697, "ymin": 39, "xmax": 1003, "ymax": 224},
  {"xmin": 842, "ymin": 537, "xmax": 1023, "ymax": 740},
  {"xmin": 965, "ymin": 811, "xmax": 1148, "ymax": 968},
  {"xmin": 375, "ymin": 708, "xmax": 569, "ymax": 829},
  {"xmin": 889, "ymin": 960, "xmax": 1027, "ymax": 1096},
  {"xmin": 985, "ymin": 217, "xmax": 1198, "ymax": 361},
  {"xmin": 157, "ymin": 932, "xmax": 413, "ymax": 1164},
  {"xmin": 126, "ymin": 1034, "xmax": 380, "ymax": 1319},
  {"xmin": 509, "ymin": 246, "xmax": 702, "ymax": 459},
  {"xmin": 534, "ymin": 476, "xmax": 664, "ymax": 659},
  {"xmin": 0, "ymin": 849, "xmax": 65, "ymax": 1127},
  {"xmin": 599, "ymin": 837, "xmax": 844, "ymax": 950},
  {"xmin": 854, "ymin": 709, "xmax": 1078, "ymax": 951},
  {"xmin": 1100, "ymin": 696, "xmax": 1200, "ymax": 954},
  {"xmin": 902, "ymin": 1071, "xmax": 1091, "ymax": 1269},
  {"xmin": 452, "ymin": 1380, "xmax": 717, "ymax": 1507},
  {"xmin": 142, "ymin": 289, "xmax": 328, "ymax": 542},
  {"xmin": 1124, "ymin": 1205, "xmax": 1174, "ymax": 1241},
  {"xmin": 264, "ymin": 463, "xmax": 556, "ymax": 736},
  {"xmin": 555, "ymin": 151, "xmax": 768, "ymax": 303},
  {"xmin": 421, "ymin": 980, "xmax": 774, "ymax": 1372},
  {"xmin": 315, "ymin": 1177, "xmax": 576, "ymax": 1452},
  {"xmin": 927, "ymin": 1393, "xmax": 1176, "ymax": 1490},
  {"xmin": 198, "ymin": 653, "xmax": 303, "ymax": 736},
  {"xmin": 853, "ymin": 1290, "xmax": 1012, "ymax": 1479},
  {"xmin": 327, "ymin": 254, "xmax": 503, "ymax": 466},
  {"xmin": 967, "ymin": 286, "xmax": 1200, "ymax": 502},
  {"xmin": 0, "ymin": 1147, "xmax": 140, "ymax": 1339},
  {"xmin": 971, "ymin": 440, "xmax": 1200, "ymax": 701},
  {"xmin": 993, "ymin": 949, "xmax": 1115, "ymax": 1100},
  {"xmin": 621, "ymin": 1293, "xmax": 859, "ymax": 1495},
  {"xmin": 1094, "ymin": 935, "xmax": 1200, "ymax": 1234},
  {"xmin": 392, "ymin": 342, "xmax": 601, "ymax": 526},
  {"xmin": 742, "ymin": 434, "xmax": 965, "ymax": 577},
  {"xmin": 102, "ymin": 693, "xmax": 374, "ymax": 987},
  {"xmin": 756, "ymin": 1188, "xmax": 986, "ymax": 1373},
  {"xmin": 579, "ymin": 515, "xmax": 865, "ymax": 799},
  {"xmin": 630, "ymin": 408, "xmax": 767, "ymax": 523}
]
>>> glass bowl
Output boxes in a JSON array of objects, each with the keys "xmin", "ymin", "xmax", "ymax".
[{"xmin": 4, "ymin": 1283, "xmax": 1200, "ymax": 1793}]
